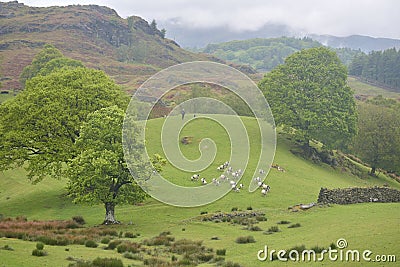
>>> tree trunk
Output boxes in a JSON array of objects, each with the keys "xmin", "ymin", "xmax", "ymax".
[
  {"xmin": 370, "ymin": 166, "xmax": 377, "ymax": 176},
  {"xmin": 103, "ymin": 202, "xmax": 120, "ymax": 225}
]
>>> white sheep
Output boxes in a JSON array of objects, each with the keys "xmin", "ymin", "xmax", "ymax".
[
  {"xmin": 259, "ymin": 169, "xmax": 265, "ymax": 174},
  {"xmin": 191, "ymin": 174, "xmax": 200, "ymax": 181},
  {"xmin": 261, "ymin": 189, "xmax": 267, "ymax": 196},
  {"xmin": 201, "ymin": 177, "xmax": 207, "ymax": 185}
]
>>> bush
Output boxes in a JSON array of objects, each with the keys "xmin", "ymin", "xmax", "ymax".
[
  {"xmin": 290, "ymin": 245, "xmax": 306, "ymax": 253},
  {"xmin": 171, "ymin": 255, "xmax": 178, "ymax": 262},
  {"xmin": 277, "ymin": 220, "xmax": 291, "ymax": 225},
  {"xmin": 216, "ymin": 249, "xmax": 226, "ymax": 256},
  {"xmin": 123, "ymin": 252, "xmax": 142, "ymax": 260},
  {"xmin": 85, "ymin": 240, "xmax": 98, "ymax": 248},
  {"xmin": 1, "ymin": 244, "xmax": 14, "ymax": 251},
  {"xmin": 288, "ymin": 223, "xmax": 301, "ymax": 228},
  {"xmin": 143, "ymin": 257, "xmax": 166, "ymax": 266},
  {"xmin": 246, "ymin": 206, "xmax": 253, "ymax": 210},
  {"xmin": 124, "ymin": 232, "xmax": 136, "ymax": 238},
  {"xmin": 72, "ymin": 216, "xmax": 86, "ymax": 225},
  {"xmin": 235, "ymin": 236, "xmax": 255, "ymax": 244},
  {"xmin": 116, "ymin": 242, "xmax": 140, "ymax": 253},
  {"xmin": 32, "ymin": 249, "xmax": 47, "ymax": 256},
  {"xmin": 311, "ymin": 245, "xmax": 326, "ymax": 253},
  {"xmin": 200, "ymin": 211, "xmax": 208, "ymax": 215},
  {"xmin": 170, "ymin": 239, "xmax": 204, "ymax": 254},
  {"xmin": 92, "ymin": 257, "xmax": 123, "ymax": 267},
  {"xmin": 267, "ymin": 226, "xmax": 280, "ymax": 233},
  {"xmin": 329, "ymin": 242, "xmax": 337, "ymax": 249},
  {"xmin": 36, "ymin": 242, "xmax": 44, "ymax": 250},
  {"xmin": 197, "ymin": 253, "xmax": 214, "ymax": 262},
  {"xmin": 106, "ymin": 240, "xmax": 122, "ymax": 250},
  {"xmin": 101, "ymin": 237, "xmax": 110, "ymax": 244},
  {"xmin": 255, "ymin": 216, "xmax": 267, "ymax": 222},
  {"xmin": 231, "ymin": 207, "xmax": 238, "ymax": 212},
  {"xmin": 248, "ymin": 225, "xmax": 262, "ymax": 231}
]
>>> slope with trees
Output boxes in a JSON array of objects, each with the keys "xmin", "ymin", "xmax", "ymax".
[
  {"xmin": 259, "ymin": 47, "xmax": 357, "ymax": 153},
  {"xmin": 201, "ymin": 37, "xmax": 363, "ymax": 72},
  {"xmin": 349, "ymin": 48, "xmax": 400, "ymax": 91}
]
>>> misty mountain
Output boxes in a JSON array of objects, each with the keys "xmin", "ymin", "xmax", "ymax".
[
  {"xmin": 308, "ymin": 34, "xmax": 400, "ymax": 52},
  {"xmin": 160, "ymin": 19, "xmax": 400, "ymax": 53}
]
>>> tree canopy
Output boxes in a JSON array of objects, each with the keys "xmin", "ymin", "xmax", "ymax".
[
  {"xmin": 19, "ymin": 44, "xmax": 83, "ymax": 86},
  {"xmin": 259, "ymin": 47, "xmax": 357, "ymax": 150},
  {"xmin": 353, "ymin": 99, "xmax": 400, "ymax": 174},
  {"xmin": 0, "ymin": 67, "xmax": 128, "ymax": 182},
  {"xmin": 66, "ymin": 106, "xmax": 150, "ymax": 224}
]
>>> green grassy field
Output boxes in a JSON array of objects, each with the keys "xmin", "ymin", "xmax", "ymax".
[
  {"xmin": 347, "ymin": 76, "xmax": 400, "ymax": 99},
  {"xmin": 1, "ymin": 116, "xmax": 399, "ymax": 266}
]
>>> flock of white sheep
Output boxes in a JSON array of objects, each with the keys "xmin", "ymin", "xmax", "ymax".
[{"xmin": 190, "ymin": 161, "xmax": 270, "ymax": 196}]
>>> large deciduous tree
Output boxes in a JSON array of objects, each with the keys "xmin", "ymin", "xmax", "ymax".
[
  {"xmin": 66, "ymin": 106, "xmax": 152, "ymax": 224},
  {"xmin": 353, "ymin": 101, "xmax": 400, "ymax": 175},
  {"xmin": 259, "ymin": 47, "xmax": 357, "ymax": 151},
  {"xmin": 0, "ymin": 67, "xmax": 128, "ymax": 182}
]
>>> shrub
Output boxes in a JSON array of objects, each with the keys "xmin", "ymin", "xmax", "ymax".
[
  {"xmin": 200, "ymin": 211, "xmax": 208, "ymax": 215},
  {"xmin": 216, "ymin": 249, "xmax": 226, "ymax": 256},
  {"xmin": 290, "ymin": 245, "xmax": 306, "ymax": 253},
  {"xmin": 32, "ymin": 249, "xmax": 47, "ymax": 256},
  {"xmin": 85, "ymin": 240, "xmax": 98, "ymax": 248},
  {"xmin": 311, "ymin": 245, "xmax": 326, "ymax": 253},
  {"xmin": 235, "ymin": 236, "xmax": 255, "ymax": 244},
  {"xmin": 72, "ymin": 216, "xmax": 86, "ymax": 225},
  {"xmin": 246, "ymin": 206, "xmax": 253, "ymax": 210},
  {"xmin": 248, "ymin": 225, "xmax": 262, "ymax": 231},
  {"xmin": 143, "ymin": 234, "xmax": 175, "ymax": 246},
  {"xmin": 171, "ymin": 255, "xmax": 177, "ymax": 262},
  {"xmin": 100, "ymin": 229, "xmax": 118, "ymax": 236},
  {"xmin": 143, "ymin": 257, "xmax": 166, "ymax": 266},
  {"xmin": 288, "ymin": 223, "xmax": 301, "ymax": 228},
  {"xmin": 124, "ymin": 232, "xmax": 136, "ymax": 238},
  {"xmin": 116, "ymin": 242, "xmax": 140, "ymax": 253},
  {"xmin": 36, "ymin": 242, "xmax": 44, "ymax": 250},
  {"xmin": 256, "ymin": 216, "xmax": 267, "ymax": 222},
  {"xmin": 106, "ymin": 240, "xmax": 122, "ymax": 250},
  {"xmin": 277, "ymin": 220, "xmax": 291, "ymax": 225},
  {"xmin": 197, "ymin": 253, "xmax": 214, "ymax": 262},
  {"xmin": 170, "ymin": 239, "xmax": 204, "ymax": 254},
  {"xmin": 231, "ymin": 207, "xmax": 238, "ymax": 212},
  {"xmin": 1, "ymin": 244, "xmax": 14, "ymax": 251},
  {"xmin": 329, "ymin": 242, "xmax": 337, "ymax": 249},
  {"xmin": 267, "ymin": 226, "xmax": 280, "ymax": 233},
  {"xmin": 101, "ymin": 237, "xmax": 111, "ymax": 244},
  {"xmin": 92, "ymin": 257, "xmax": 124, "ymax": 267},
  {"xmin": 66, "ymin": 221, "xmax": 80, "ymax": 229},
  {"xmin": 123, "ymin": 252, "xmax": 142, "ymax": 260}
]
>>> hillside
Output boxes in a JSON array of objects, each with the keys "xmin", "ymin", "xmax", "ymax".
[
  {"xmin": 309, "ymin": 34, "xmax": 400, "ymax": 52},
  {"xmin": 1, "ymin": 116, "xmax": 399, "ymax": 266},
  {"xmin": 0, "ymin": 1, "xmax": 213, "ymax": 92},
  {"xmin": 200, "ymin": 37, "xmax": 362, "ymax": 72}
]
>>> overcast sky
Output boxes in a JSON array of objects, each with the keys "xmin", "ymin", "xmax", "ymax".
[{"xmin": 14, "ymin": 0, "xmax": 400, "ymax": 39}]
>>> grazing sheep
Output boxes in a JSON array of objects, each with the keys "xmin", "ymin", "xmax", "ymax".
[
  {"xmin": 238, "ymin": 183, "xmax": 244, "ymax": 189},
  {"xmin": 227, "ymin": 166, "xmax": 233, "ymax": 173},
  {"xmin": 191, "ymin": 174, "xmax": 200, "ymax": 181},
  {"xmin": 261, "ymin": 189, "xmax": 267, "ymax": 196},
  {"xmin": 254, "ymin": 177, "xmax": 261, "ymax": 182},
  {"xmin": 219, "ymin": 174, "xmax": 226, "ymax": 180},
  {"xmin": 259, "ymin": 169, "xmax": 265, "ymax": 174},
  {"xmin": 229, "ymin": 180, "xmax": 236, "ymax": 186},
  {"xmin": 201, "ymin": 177, "xmax": 207, "ymax": 185},
  {"xmin": 257, "ymin": 181, "xmax": 263, "ymax": 187}
]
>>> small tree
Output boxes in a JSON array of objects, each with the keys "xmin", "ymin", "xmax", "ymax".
[
  {"xmin": 66, "ymin": 106, "xmax": 164, "ymax": 224},
  {"xmin": 354, "ymin": 102, "xmax": 400, "ymax": 175},
  {"xmin": 150, "ymin": 19, "xmax": 157, "ymax": 32}
]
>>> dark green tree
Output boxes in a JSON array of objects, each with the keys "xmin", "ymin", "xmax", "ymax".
[
  {"xmin": 66, "ymin": 106, "xmax": 160, "ymax": 224},
  {"xmin": 353, "ymin": 101, "xmax": 400, "ymax": 175},
  {"xmin": 259, "ymin": 47, "xmax": 357, "ymax": 151}
]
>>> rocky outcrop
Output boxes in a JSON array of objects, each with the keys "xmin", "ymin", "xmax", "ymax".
[{"xmin": 318, "ymin": 187, "xmax": 400, "ymax": 204}]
